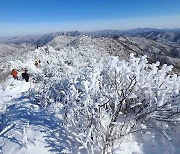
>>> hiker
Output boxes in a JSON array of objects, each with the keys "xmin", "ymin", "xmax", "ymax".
[
  {"xmin": 34, "ymin": 60, "xmax": 39, "ymax": 67},
  {"xmin": 22, "ymin": 69, "xmax": 29, "ymax": 82},
  {"xmin": 11, "ymin": 69, "xmax": 18, "ymax": 80},
  {"xmin": 34, "ymin": 59, "xmax": 41, "ymax": 67},
  {"xmin": 36, "ymin": 44, "xmax": 39, "ymax": 49}
]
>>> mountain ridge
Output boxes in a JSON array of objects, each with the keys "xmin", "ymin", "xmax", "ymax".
[{"xmin": 0, "ymin": 28, "xmax": 180, "ymax": 45}]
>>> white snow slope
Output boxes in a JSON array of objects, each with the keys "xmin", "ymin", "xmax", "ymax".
[{"xmin": 0, "ymin": 36, "xmax": 180, "ymax": 154}]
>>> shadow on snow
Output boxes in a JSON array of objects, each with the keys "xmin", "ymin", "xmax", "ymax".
[{"xmin": 0, "ymin": 92, "xmax": 81, "ymax": 154}]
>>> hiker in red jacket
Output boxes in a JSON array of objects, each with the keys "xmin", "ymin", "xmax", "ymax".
[{"xmin": 11, "ymin": 69, "xmax": 18, "ymax": 80}]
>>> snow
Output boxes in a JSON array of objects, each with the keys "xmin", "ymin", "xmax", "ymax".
[
  {"xmin": 0, "ymin": 38, "xmax": 180, "ymax": 153},
  {"xmin": 0, "ymin": 78, "xmax": 50, "ymax": 154},
  {"xmin": 1, "ymin": 125, "xmax": 50, "ymax": 154},
  {"xmin": 113, "ymin": 134, "xmax": 143, "ymax": 154}
]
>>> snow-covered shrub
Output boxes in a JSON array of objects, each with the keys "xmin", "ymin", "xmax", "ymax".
[{"xmin": 31, "ymin": 53, "xmax": 180, "ymax": 153}]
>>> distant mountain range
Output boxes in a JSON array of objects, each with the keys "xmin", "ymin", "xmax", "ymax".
[
  {"xmin": 0, "ymin": 31, "xmax": 81, "ymax": 46},
  {"xmin": 0, "ymin": 28, "xmax": 180, "ymax": 46},
  {"xmin": 86, "ymin": 28, "xmax": 180, "ymax": 44}
]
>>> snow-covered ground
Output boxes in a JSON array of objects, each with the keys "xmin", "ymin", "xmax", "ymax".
[
  {"xmin": 0, "ymin": 79, "xmax": 143, "ymax": 154},
  {"xmin": 0, "ymin": 38, "xmax": 180, "ymax": 153},
  {"xmin": 0, "ymin": 78, "xmax": 50, "ymax": 153}
]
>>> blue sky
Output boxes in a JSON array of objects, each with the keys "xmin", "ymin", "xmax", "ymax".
[{"xmin": 0, "ymin": 0, "xmax": 180, "ymax": 36}]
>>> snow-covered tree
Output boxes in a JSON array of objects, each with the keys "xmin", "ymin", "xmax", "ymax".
[{"xmin": 31, "ymin": 50, "xmax": 180, "ymax": 153}]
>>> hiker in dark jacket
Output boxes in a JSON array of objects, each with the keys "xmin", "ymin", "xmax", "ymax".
[{"xmin": 22, "ymin": 70, "xmax": 29, "ymax": 82}]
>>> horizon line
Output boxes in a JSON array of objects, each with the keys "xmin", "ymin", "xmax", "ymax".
[
  {"xmin": 1, "ymin": 27, "xmax": 180, "ymax": 37},
  {"xmin": 0, "ymin": 15, "xmax": 180, "ymax": 37}
]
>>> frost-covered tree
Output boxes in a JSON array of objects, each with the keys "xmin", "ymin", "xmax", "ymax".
[{"xmin": 31, "ymin": 51, "xmax": 180, "ymax": 153}]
